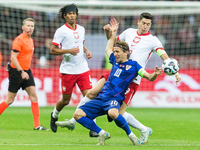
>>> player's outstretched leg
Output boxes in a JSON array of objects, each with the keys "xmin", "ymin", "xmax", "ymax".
[
  {"xmin": 122, "ymin": 112, "xmax": 153, "ymax": 144},
  {"xmin": 140, "ymin": 127, "xmax": 153, "ymax": 144},
  {"xmin": 55, "ymin": 119, "xmax": 75, "ymax": 131}
]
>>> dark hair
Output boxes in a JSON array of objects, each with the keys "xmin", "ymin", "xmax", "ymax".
[
  {"xmin": 59, "ymin": 3, "xmax": 79, "ymax": 20},
  {"xmin": 139, "ymin": 12, "xmax": 153, "ymax": 22},
  {"xmin": 114, "ymin": 41, "xmax": 130, "ymax": 59}
]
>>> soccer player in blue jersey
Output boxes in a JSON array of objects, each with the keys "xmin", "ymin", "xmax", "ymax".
[{"xmin": 73, "ymin": 18, "xmax": 162, "ymax": 146}]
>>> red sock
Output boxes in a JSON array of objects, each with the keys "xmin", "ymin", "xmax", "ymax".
[
  {"xmin": 0, "ymin": 101, "xmax": 9, "ymax": 115},
  {"xmin": 31, "ymin": 102, "xmax": 40, "ymax": 128}
]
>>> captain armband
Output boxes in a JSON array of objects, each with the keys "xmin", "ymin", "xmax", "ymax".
[
  {"xmin": 156, "ymin": 49, "xmax": 166, "ymax": 57},
  {"xmin": 138, "ymin": 68, "xmax": 147, "ymax": 78}
]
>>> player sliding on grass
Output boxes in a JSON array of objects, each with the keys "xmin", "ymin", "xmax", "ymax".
[
  {"xmin": 56, "ymin": 12, "xmax": 181, "ymax": 144},
  {"xmin": 72, "ymin": 18, "xmax": 162, "ymax": 145}
]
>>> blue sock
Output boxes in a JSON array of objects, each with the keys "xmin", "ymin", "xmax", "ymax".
[
  {"xmin": 77, "ymin": 117, "xmax": 101, "ymax": 133},
  {"xmin": 114, "ymin": 114, "xmax": 131, "ymax": 135}
]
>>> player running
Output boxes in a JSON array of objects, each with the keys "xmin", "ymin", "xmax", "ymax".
[{"xmin": 50, "ymin": 4, "xmax": 92, "ymax": 133}]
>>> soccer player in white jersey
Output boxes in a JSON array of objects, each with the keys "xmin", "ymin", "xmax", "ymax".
[
  {"xmin": 56, "ymin": 12, "xmax": 181, "ymax": 143},
  {"xmin": 50, "ymin": 4, "xmax": 93, "ymax": 133}
]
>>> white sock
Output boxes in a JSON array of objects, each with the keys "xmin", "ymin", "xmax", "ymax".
[
  {"xmin": 52, "ymin": 107, "xmax": 60, "ymax": 118},
  {"xmin": 70, "ymin": 96, "xmax": 91, "ymax": 125},
  {"xmin": 98, "ymin": 129, "xmax": 105, "ymax": 136},
  {"xmin": 128, "ymin": 132, "xmax": 136, "ymax": 138},
  {"xmin": 123, "ymin": 112, "xmax": 147, "ymax": 132}
]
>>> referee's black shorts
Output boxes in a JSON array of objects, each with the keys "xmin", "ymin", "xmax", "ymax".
[{"xmin": 8, "ymin": 67, "xmax": 35, "ymax": 93}]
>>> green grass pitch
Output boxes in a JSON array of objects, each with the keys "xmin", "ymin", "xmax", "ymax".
[{"xmin": 0, "ymin": 107, "xmax": 200, "ymax": 150}]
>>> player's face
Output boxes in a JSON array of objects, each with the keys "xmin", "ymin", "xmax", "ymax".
[
  {"xmin": 22, "ymin": 21, "xmax": 34, "ymax": 36},
  {"xmin": 113, "ymin": 47, "xmax": 128, "ymax": 63},
  {"xmin": 64, "ymin": 12, "xmax": 77, "ymax": 25},
  {"xmin": 137, "ymin": 18, "xmax": 152, "ymax": 35}
]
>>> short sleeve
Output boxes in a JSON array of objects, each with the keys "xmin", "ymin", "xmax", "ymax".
[
  {"xmin": 52, "ymin": 28, "xmax": 64, "ymax": 46},
  {"xmin": 12, "ymin": 37, "xmax": 22, "ymax": 52},
  {"xmin": 109, "ymin": 53, "xmax": 116, "ymax": 65}
]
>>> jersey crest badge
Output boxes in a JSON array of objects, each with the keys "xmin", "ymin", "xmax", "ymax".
[
  {"xmin": 73, "ymin": 32, "xmax": 79, "ymax": 39},
  {"xmin": 126, "ymin": 65, "xmax": 131, "ymax": 70},
  {"xmin": 133, "ymin": 36, "xmax": 141, "ymax": 43}
]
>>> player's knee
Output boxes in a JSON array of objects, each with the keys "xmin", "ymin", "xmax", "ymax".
[
  {"xmin": 29, "ymin": 94, "xmax": 38, "ymax": 102},
  {"xmin": 73, "ymin": 112, "xmax": 79, "ymax": 120},
  {"xmin": 108, "ymin": 110, "xmax": 118, "ymax": 120},
  {"xmin": 73, "ymin": 109, "xmax": 85, "ymax": 120},
  {"xmin": 86, "ymin": 89, "xmax": 97, "ymax": 99},
  {"xmin": 73, "ymin": 111, "xmax": 81, "ymax": 120},
  {"xmin": 5, "ymin": 94, "xmax": 16, "ymax": 105},
  {"xmin": 5, "ymin": 98, "xmax": 14, "ymax": 105}
]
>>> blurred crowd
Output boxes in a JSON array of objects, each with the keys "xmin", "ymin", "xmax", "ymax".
[{"xmin": 0, "ymin": 6, "xmax": 200, "ymax": 68}]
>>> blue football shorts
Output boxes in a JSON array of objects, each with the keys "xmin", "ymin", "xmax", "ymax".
[{"xmin": 79, "ymin": 97, "xmax": 120, "ymax": 120}]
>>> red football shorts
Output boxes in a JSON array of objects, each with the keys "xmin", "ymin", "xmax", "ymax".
[
  {"xmin": 100, "ymin": 73, "xmax": 109, "ymax": 80},
  {"xmin": 124, "ymin": 82, "xmax": 139, "ymax": 105},
  {"xmin": 61, "ymin": 71, "xmax": 92, "ymax": 94}
]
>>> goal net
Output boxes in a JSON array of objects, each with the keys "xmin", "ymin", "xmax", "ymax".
[{"xmin": 0, "ymin": 1, "xmax": 200, "ymax": 107}]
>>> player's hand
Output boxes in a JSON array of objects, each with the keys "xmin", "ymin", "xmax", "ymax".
[
  {"xmin": 21, "ymin": 71, "xmax": 29, "ymax": 80},
  {"xmin": 103, "ymin": 24, "xmax": 111, "ymax": 31},
  {"xmin": 110, "ymin": 18, "xmax": 119, "ymax": 33},
  {"xmin": 86, "ymin": 51, "xmax": 92, "ymax": 59},
  {"xmin": 175, "ymin": 72, "xmax": 181, "ymax": 85},
  {"xmin": 154, "ymin": 66, "xmax": 162, "ymax": 75},
  {"xmin": 70, "ymin": 48, "xmax": 79, "ymax": 55}
]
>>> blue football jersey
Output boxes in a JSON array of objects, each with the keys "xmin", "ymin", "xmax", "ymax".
[{"xmin": 97, "ymin": 53, "xmax": 142, "ymax": 103}]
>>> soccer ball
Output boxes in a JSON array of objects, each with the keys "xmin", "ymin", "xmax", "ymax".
[{"xmin": 162, "ymin": 58, "xmax": 179, "ymax": 76}]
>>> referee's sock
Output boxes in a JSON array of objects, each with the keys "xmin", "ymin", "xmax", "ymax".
[
  {"xmin": 31, "ymin": 102, "xmax": 40, "ymax": 128},
  {"xmin": 0, "ymin": 101, "xmax": 9, "ymax": 115}
]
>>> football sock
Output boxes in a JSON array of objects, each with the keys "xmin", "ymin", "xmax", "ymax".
[
  {"xmin": 77, "ymin": 117, "xmax": 101, "ymax": 134},
  {"xmin": 52, "ymin": 107, "xmax": 60, "ymax": 118},
  {"xmin": 128, "ymin": 132, "xmax": 137, "ymax": 138},
  {"xmin": 70, "ymin": 96, "xmax": 92, "ymax": 125},
  {"xmin": 0, "ymin": 101, "xmax": 9, "ymax": 115},
  {"xmin": 114, "ymin": 114, "xmax": 131, "ymax": 135},
  {"xmin": 98, "ymin": 129, "xmax": 106, "ymax": 136},
  {"xmin": 31, "ymin": 102, "xmax": 40, "ymax": 128},
  {"xmin": 123, "ymin": 112, "xmax": 147, "ymax": 132}
]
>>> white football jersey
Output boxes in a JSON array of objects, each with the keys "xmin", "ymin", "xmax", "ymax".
[
  {"xmin": 52, "ymin": 23, "xmax": 89, "ymax": 74},
  {"xmin": 118, "ymin": 28, "xmax": 164, "ymax": 85}
]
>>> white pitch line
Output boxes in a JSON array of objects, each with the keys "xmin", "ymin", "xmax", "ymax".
[{"xmin": 0, "ymin": 143, "xmax": 199, "ymax": 146}]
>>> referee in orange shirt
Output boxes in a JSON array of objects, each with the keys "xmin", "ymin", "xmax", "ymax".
[{"xmin": 0, "ymin": 18, "xmax": 49, "ymax": 130}]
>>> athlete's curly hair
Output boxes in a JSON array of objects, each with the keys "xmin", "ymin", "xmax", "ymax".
[{"xmin": 59, "ymin": 3, "xmax": 79, "ymax": 20}]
